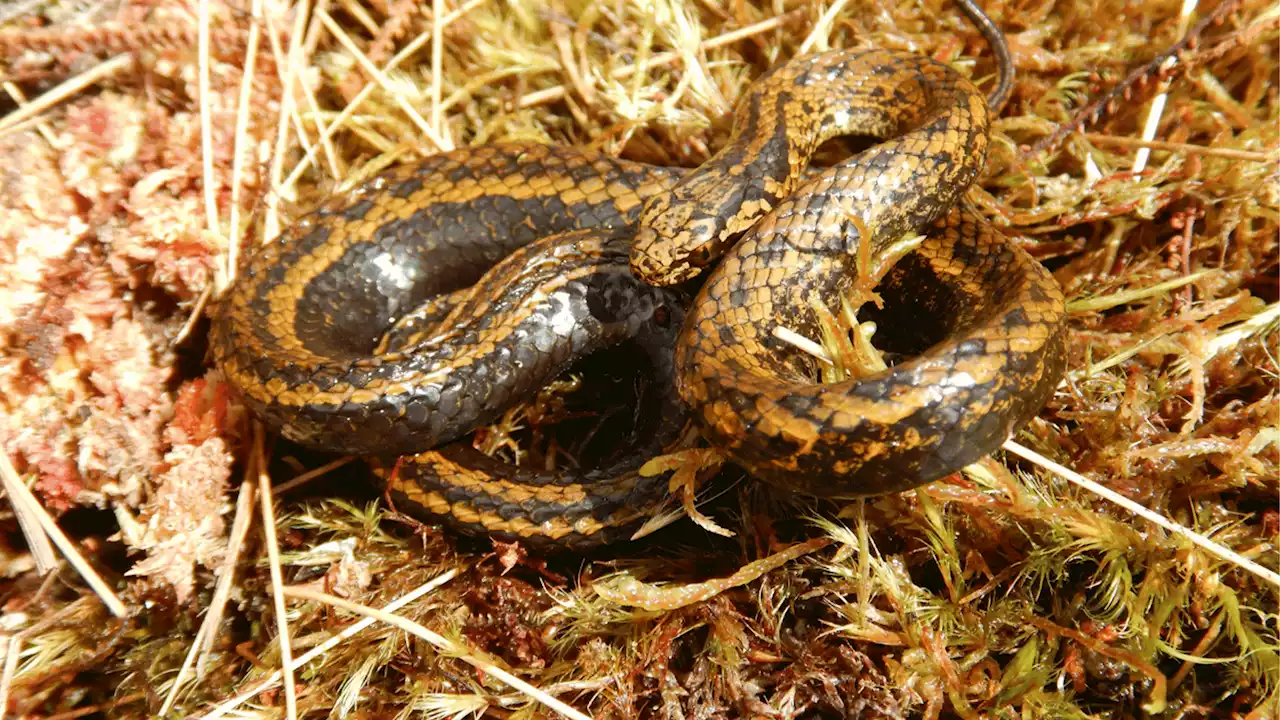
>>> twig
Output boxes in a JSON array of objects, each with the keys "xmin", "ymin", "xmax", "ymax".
[
  {"xmin": 279, "ymin": 585, "xmax": 594, "ymax": 720},
  {"xmin": 1066, "ymin": 268, "xmax": 1217, "ymax": 313},
  {"xmin": 316, "ymin": 9, "xmax": 448, "ymax": 151},
  {"xmin": 1075, "ymin": 300, "xmax": 1279, "ymax": 381},
  {"xmin": 292, "ymin": 10, "xmax": 342, "ymax": 180},
  {"xmin": 0, "ymin": 454, "xmax": 56, "ymax": 574},
  {"xmin": 261, "ymin": 1, "xmax": 321, "ymax": 175},
  {"xmin": 173, "ymin": 278, "xmax": 214, "ymax": 350},
  {"xmin": 198, "ymin": 0, "xmax": 221, "ymax": 245},
  {"xmin": 0, "ymin": 113, "xmax": 47, "ymax": 138},
  {"xmin": 0, "ymin": 53, "xmax": 133, "ymax": 136},
  {"xmin": 0, "ymin": 454, "xmax": 127, "ymax": 617},
  {"xmin": 1083, "ymin": 133, "xmax": 1276, "ymax": 162},
  {"xmin": 196, "ymin": 569, "xmax": 459, "ymax": 720},
  {"xmin": 798, "ymin": 0, "xmax": 850, "ymax": 54},
  {"xmin": 1004, "ymin": 440, "xmax": 1280, "ymax": 589},
  {"xmin": 773, "ymin": 326, "xmax": 835, "ymax": 366},
  {"xmin": 430, "ymin": 0, "xmax": 451, "ymax": 150},
  {"xmin": 273, "ymin": 455, "xmax": 356, "ymax": 494},
  {"xmin": 1132, "ymin": 0, "xmax": 1200, "ymax": 174},
  {"xmin": 256, "ymin": 428, "xmax": 298, "ymax": 720},
  {"xmin": 1, "ymin": 81, "xmax": 56, "ymax": 145},
  {"xmin": 279, "ymin": 0, "xmax": 485, "ymax": 194},
  {"xmin": 335, "ymin": 0, "xmax": 380, "ymax": 36},
  {"xmin": 198, "ymin": 469, "xmax": 258, "ymax": 665},
  {"xmin": 0, "ymin": 632, "xmax": 19, "ymax": 718},
  {"xmin": 596, "ymin": 538, "xmax": 833, "ymax": 611},
  {"xmin": 225, "ymin": 0, "xmax": 265, "ymax": 286},
  {"xmin": 301, "ymin": 3, "xmax": 345, "ymax": 176},
  {"xmin": 262, "ymin": 0, "xmax": 310, "ymax": 242}
]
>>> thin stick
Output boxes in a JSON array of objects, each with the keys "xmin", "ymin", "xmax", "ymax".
[
  {"xmin": 335, "ymin": 0, "xmax": 379, "ymax": 36},
  {"xmin": 430, "ymin": 0, "xmax": 451, "ymax": 150},
  {"xmin": 273, "ymin": 455, "xmax": 355, "ymax": 494},
  {"xmin": 293, "ymin": 5, "xmax": 342, "ymax": 179},
  {"xmin": 196, "ymin": 569, "xmax": 458, "ymax": 720},
  {"xmin": 225, "ymin": 0, "xmax": 265, "ymax": 285},
  {"xmin": 263, "ymin": 0, "xmax": 309, "ymax": 242},
  {"xmin": 773, "ymin": 326, "xmax": 835, "ymax": 365},
  {"xmin": 1, "ymin": 81, "xmax": 56, "ymax": 145},
  {"xmin": 1196, "ymin": 301, "xmax": 1280, "ymax": 361},
  {"xmin": 0, "ymin": 454, "xmax": 56, "ymax": 574},
  {"xmin": 256, "ymin": 428, "xmax": 298, "ymax": 720},
  {"xmin": 280, "ymin": 585, "xmax": 594, "ymax": 720},
  {"xmin": 1084, "ymin": 133, "xmax": 1275, "ymax": 163},
  {"xmin": 0, "ymin": 113, "xmax": 48, "ymax": 138},
  {"xmin": 0, "ymin": 454, "xmax": 127, "ymax": 617},
  {"xmin": 1131, "ymin": 0, "xmax": 1198, "ymax": 173},
  {"xmin": 172, "ymin": 284, "xmax": 213, "ymax": 346},
  {"xmin": 264, "ymin": 3, "xmax": 322, "ymax": 174},
  {"xmin": 517, "ymin": 12, "xmax": 800, "ymax": 108},
  {"xmin": 1066, "ymin": 268, "xmax": 1216, "ymax": 313},
  {"xmin": 1004, "ymin": 440, "xmax": 1280, "ymax": 589},
  {"xmin": 279, "ymin": 0, "xmax": 485, "ymax": 193},
  {"xmin": 0, "ymin": 53, "xmax": 133, "ymax": 135},
  {"xmin": 0, "ymin": 633, "xmax": 19, "ymax": 720},
  {"xmin": 302, "ymin": 0, "xmax": 332, "ymax": 57},
  {"xmin": 798, "ymin": 0, "xmax": 849, "ymax": 54},
  {"xmin": 316, "ymin": 9, "xmax": 447, "ymax": 150},
  {"xmin": 199, "ymin": 470, "xmax": 259, "ymax": 662},
  {"xmin": 1075, "ymin": 300, "xmax": 1279, "ymax": 381},
  {"xmin": 197, "ymin": 0, "xmax": 220, "ymax": 243}
]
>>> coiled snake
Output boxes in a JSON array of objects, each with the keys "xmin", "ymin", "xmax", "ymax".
[{"xmin": 211, "ymin": 0, "xmax": 1067, "ymax": 548}]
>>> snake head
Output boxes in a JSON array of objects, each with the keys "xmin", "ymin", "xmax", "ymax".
[{"xmin": 630, "ymin": 191, "xmax": 726, "ymax": 286}]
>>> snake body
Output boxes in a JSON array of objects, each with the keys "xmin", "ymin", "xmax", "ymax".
[
  {"xmin": 210, "ymin": 4, "xmax": 1068, "ymax": 547},
  {"xmin": 633, "ymin": 51, "xmax": 1066, "ymax": 496},
  {"xmin": 212, "ymin": 147, "xmax": 692, "ymax": 547}
]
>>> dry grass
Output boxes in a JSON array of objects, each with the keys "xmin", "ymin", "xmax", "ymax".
[{"xmin": 0, "ymin": 0, "xmax": 1275, "ymax": 718}]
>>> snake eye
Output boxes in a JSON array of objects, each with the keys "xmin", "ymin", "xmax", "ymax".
[{"xmin": 687, "ymin": 243, "xmax": 715, "ymax": 268}]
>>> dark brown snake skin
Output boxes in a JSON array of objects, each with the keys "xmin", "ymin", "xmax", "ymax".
[{"xmin": 210, "ymin": 2, "xmax": 1068, "ymax": 549}]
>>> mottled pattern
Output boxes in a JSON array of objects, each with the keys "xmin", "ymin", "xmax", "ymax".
[
  {"xmin": 211, "ymin": 145, "xmax": 693, "ymax": 546},
  {"xmin": 677, "ymin": 208, "xmax": 1066, "ymax": 497},
  {"xmin": 211, "ymin": 36, "xmax": 1068, "ymax": 547},
  {"xmin": 212, "ymin": 145, "xmax": 684, "ymax": 457},
  {"xmin": 369, "ymin": 327, "xmax": 686, "ymax": 550},
  {"xmin": 659, "ymin": 52, "xmax": 1067, "ymax": 497},
  {"xmin": 631, "ymin": 49, "xmax": 978, "ymax": 286},
  {"xmin": 367, "ymin": 294, "xmax": 688, "ymax": 550}
]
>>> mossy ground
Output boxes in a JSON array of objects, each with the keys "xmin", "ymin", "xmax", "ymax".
[{"xmin": 0, "ymin": 0, "xmax": 1275, "ymax": 718}]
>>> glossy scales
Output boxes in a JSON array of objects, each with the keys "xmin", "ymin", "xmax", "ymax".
[
  {"xmin": 211, "ymin": 18, "xmax": 1067, "ymax": 547},
  {"xmin": 654, "ymin": 52, "xmax": 1067, "ymax": 497},
  {"xmin": 212, "ymin": 145, "xmax": 685, "ymax": 457}
]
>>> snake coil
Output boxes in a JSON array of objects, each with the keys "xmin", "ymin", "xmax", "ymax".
[{"xmin": 211, "ymin": 1, "xmax": 1066, "ymax": 548}]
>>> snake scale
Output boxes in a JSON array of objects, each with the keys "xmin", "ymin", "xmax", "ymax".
[{"xmin": 210, "ymin": 0, "xmax": 1068, "ymax": 549}]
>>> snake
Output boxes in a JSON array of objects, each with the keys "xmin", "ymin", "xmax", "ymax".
[{"xmin": 210, "ymin": 0, "xmax": 1068, "ymax": 549}]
